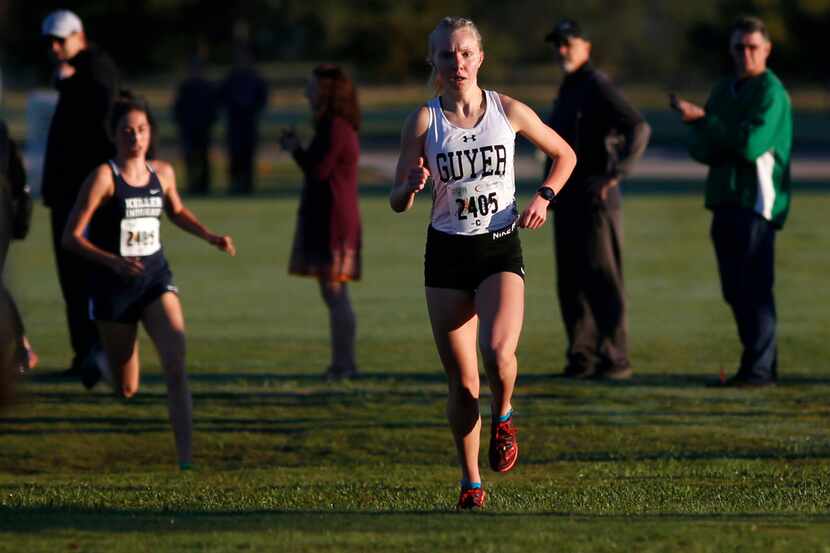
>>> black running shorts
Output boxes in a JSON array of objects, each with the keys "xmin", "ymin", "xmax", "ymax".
[
  {"xmin": 424, "ymin": 223, "xmax": 525, "ymax": 291},
  {"xmin": 90, "ymin": 258, "xmax": 177, "ymax": 324}
]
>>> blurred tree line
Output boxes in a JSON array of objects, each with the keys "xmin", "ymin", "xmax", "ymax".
[{"xmin": 1, "ymin": 0, "xmax": 828, "ymax": 86}]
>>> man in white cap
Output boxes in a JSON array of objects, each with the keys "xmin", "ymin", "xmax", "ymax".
[
  {"xmin": 544, "ymin": 19, "xmax": 650, "ymax": 381},
  {"xmin": 42, "ymin": 10, "xmax": 85, "ymax": 80},
  {"xmin": 41, "ymin": 9, "xmax": 120, "ymax": 381}
]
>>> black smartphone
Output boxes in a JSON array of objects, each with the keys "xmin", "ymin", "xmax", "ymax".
[{"xmin": 668, "ymin": 92, "xmax": 681, "ymax": 112}]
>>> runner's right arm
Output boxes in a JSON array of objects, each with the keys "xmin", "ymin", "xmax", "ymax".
[
  {"xmin": 62, "ymin": 165, "xmax": 144, "ymax": 277},
  {"xmin": 390, "ymin": 106, "xmax": 431, "ymax": 213}
]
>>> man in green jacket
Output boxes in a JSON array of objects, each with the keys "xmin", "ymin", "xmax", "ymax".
[{"xmin": 671, "ymin": 16, "xmax": 791, "ymax": 387}]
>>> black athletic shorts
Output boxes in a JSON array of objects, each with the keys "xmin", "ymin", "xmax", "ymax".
[
  {"xmin": 424, "ymin": 223, "xmax": 525, "ymax": 291},
  {"xmin": 90, "ymin": 255, "xmax": 177, "ymax": 324}
]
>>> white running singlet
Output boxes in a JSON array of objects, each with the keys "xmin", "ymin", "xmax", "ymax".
[{"xmin": 425, "ymin": 90, "xmax": 517, "ymax": 236}]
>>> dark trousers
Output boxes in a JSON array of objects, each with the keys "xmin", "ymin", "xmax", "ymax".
[
  {"xmin": 228, "ymin": 139, "xmax": 256, "ymax": 195},
  {"xmin": 710, "ymin": 207, "xmax": 778, "ymax": 382},
  {"xmin": 50, "ymin": 206, "xmax": 98, "ymax": 368},
  {"xmin": 553, "ymin": 201, "xmax": 629, "ymax": 372},
  {"xmin": 183, "ymin": 142, "xmax": 211, "ymax": 195}
]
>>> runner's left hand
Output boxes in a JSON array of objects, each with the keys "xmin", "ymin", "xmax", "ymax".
[
  {"xmin": 518, "ymin": 195, "xmax": 549, "ymax": 229},
  {"xmin": 209, "ymin": 235, "xmax": 236, "ymax": 256}
]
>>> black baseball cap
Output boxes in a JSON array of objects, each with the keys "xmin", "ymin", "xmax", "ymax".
[{"xmin": 545, "ymin": 19, "xmax": 586, "ymax": 45}]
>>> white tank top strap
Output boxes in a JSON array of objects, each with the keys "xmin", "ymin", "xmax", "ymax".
[
  {"xmin": 487, "ymin": 91, "xmax": 515, "ymax": 137},
  {"xmin": 424, "ymin": 100, "xmax": 436, "ymax": 144},
  {"xmin": 426, "ymin": 98, "xmax": 437, "ymax": 122}
]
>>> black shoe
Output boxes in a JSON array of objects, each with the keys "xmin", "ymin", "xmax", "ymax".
[
  {"xmin": 562, "ymin": 365, "xmax": 596, "ymax": 379},
  {"xmin": 59, "ymin": 366, "xmax": 84, "ymax": 378},
  {"xmin": 707, "ymin": 374, "xmax": 776, "ymax": 389},
  {"xmin": 80, "ymin": 350, "xmax": 102, "ymax": 390},
  {"xmin": 593, "ymin": 366, "xmax": 633, "ymax": 381},
  {"xmin": 323, "ymin": 365, "xmax": 359, "ymax": 381}
]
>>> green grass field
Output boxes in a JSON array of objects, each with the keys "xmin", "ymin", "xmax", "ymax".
[{"xmin": 3, "ymin": 189, "xmax": 830, "ymax": 552}]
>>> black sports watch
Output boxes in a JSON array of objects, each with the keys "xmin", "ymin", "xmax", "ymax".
[{"xmin": 536, "ymin": 186, "xmax": 557, "ymax": 204}]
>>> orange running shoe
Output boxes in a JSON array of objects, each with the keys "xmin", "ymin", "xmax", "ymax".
[
  {"xmin": 489, "ymin": 415, "xmax": 519, "ymax": 473},
  {"xmin": 456, "ymin": 487, "xmax": 486, "ymax": 511}
]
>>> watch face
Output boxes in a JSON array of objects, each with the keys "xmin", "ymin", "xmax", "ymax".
[{"xmin": 538, "ymin": 187, "xmax": 555, "ymax": 201}]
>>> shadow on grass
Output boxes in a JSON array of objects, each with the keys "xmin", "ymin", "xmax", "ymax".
[
  {"xmin": 1, "ymin": 506, "xmax": 829, "ymax": 534},
  {"xmin": 0, "ymin": 412, "xmax": 447, "ymax": 436},
  {"xmin": 548, "ymin": 373, "xmax": 830, "ymax": 388},
  {"xmin": 29, "ymin": 369, "xmax": 451, "ymax": 386},
  {"xmin": 524, "ymin": 448, "xmax": 830, "ymax": 464},
  {"xmin": 28, "ymin": 369, "xmax": 830, "ymax": 389},
  {"xmin": 2, "ymin": 409, "xmax": 827, "ymax": 444},
  {"xmin": 189, "ymin": 371, "xmax": 452, "ymax": 385}
]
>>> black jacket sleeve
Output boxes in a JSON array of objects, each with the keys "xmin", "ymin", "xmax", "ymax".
[{"xmin": 595, "ymin": 75, "xmax": 650, "ymax": 177}]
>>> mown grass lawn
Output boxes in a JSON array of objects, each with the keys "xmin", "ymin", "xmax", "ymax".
[{"xmin": 2, "ymin": 189, "xmax": 829, "ymax": 552}]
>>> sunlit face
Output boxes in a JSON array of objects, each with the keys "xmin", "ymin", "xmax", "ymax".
[
  {"xmin": 730, "ymin": 30, "xmax": 770, "ymax": 79},
  {"xmin": 46, "ymin": 32, "xmax": 85, "ymax": 63},
  {"xmin": 555, "ymin": 37, "xmax": 591, "ymax": 74},
  {"xmin": 115, "ymin": 110, "xmax": 151, "ymax": 159},
  {"xmin": 431, "ymin": 28, "xmax": 484, "ymax": 91}
]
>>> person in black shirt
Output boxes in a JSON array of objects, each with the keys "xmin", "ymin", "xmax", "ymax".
[
  {"xmin": 173, "ymin": 53, "xmax": 218, "ymax": 195},
  {"xmin": 220, "ymin": 47, "xmax": 268, "ymax": 195},
  {"xmin": 41, "ymin": 10, "xmax": 120, "ymax": 377},
  {"xmin": 544, "ymin": 19, "xmax": 651, "ymax": 380}
]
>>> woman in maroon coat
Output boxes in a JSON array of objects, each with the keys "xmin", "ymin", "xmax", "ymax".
[{"xmin": 280, "ymin": 65, "xmax": 362, "ymax": 380}]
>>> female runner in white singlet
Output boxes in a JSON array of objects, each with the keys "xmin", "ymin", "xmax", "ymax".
[
  {"xmin": 390, "ymin": 17, "xmax": 576, "ymax": 510},
  {"xmin": 63, "ymin": 94, "xmax": 236, "ymax": 469}
]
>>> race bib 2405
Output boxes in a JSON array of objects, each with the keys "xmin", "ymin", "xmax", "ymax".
[
  {"xmin": 447, "ymin": 179, "xmax": 507, "ymax": 233},
  {"xmin": 119, "ymin": 217, "xmax": 160, "ymax": 257}
]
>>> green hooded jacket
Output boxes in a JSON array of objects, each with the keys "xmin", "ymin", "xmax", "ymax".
[{"xmin": 688, "ymin": 69, "xmax": 792, "ymax": 228}]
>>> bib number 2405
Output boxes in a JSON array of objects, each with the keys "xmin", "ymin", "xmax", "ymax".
[
  {"xmin": 120, "ymin": 217, "xmax": 161, "ymax": 257},
  {"xmin": 456, "ymin": 192, "xmax": 498, "ymax": 226}
]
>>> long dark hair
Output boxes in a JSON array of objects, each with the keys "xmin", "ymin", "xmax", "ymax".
[
  {"xmin": 107, "ymin": 91, "xmax": 157, "ymax": 159},
  {"xmin": 311, "ymin": 64, "xmax": 361, "ymax": 131}
]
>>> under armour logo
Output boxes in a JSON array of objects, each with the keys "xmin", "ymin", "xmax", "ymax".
[{"xmin": 462, "ymin": 135, "xmax": 477, "ymax": 143}]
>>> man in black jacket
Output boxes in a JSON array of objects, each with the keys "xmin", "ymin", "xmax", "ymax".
[
  {"xmin": 545, "ymin": 20, "xmax": 651, "ymax": 380},
  {"xmin": 220, "ymin": 47, "xmax": 268, "ymax": 195},
  {"xmin": 41, "ymin": 10, "xmax": 119, "ymax": 376}
]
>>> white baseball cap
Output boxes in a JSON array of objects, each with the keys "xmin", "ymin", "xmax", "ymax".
[{"xmin": 42, "ymin": 10, "xmax": 84, "ymax": 39}]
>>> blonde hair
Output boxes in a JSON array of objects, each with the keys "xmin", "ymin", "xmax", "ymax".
[{"xmin": 426, "ymin": 16, "xmax": 483, "ymax": 93}]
